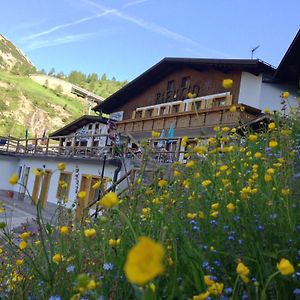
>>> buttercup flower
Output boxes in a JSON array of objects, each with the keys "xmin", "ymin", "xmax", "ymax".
[
  {"xmin": 98, "ymin": 191, "xmax": 119, "ymax": 208},
  {"xmin": 202, "ymin": 180, "xmax": 212, "ymax": 187},
  {"xmin": 57, "ymin": 163, "xmax": 66, "ymax": 171},
  {"xmin": 59, "ymin": 226, "xmax": 69, "ymax": 235},
  {"xmin": 151, "ymin": 131, "xmax": 160, "ymax": 138},
  {"xmin": 124, "ymin": 236, "xmax": 165, "ymax": 285},
  {"xmin": 19, "ymin": 241, "xmax": 27, "ymax": 250},
  {"xmin": 208, "ymin": 282, "xmax": 224, "ymax": 296},
  {"xmin": 222, "ymin": 79, "xmax": 233, "ymax": 89},
  {"xmin": 92, "ymin": 180, "xmax": 101, "ymax": 189},
  {"xmin": 108, "ymin": 238, "xmax": 121, "ymax": 247},
  {"xmin": 9, "ymin": 174, "xmax": 18, "ymax": 185},
  {"xmin": 282, "ymin": 91, "xmax": 289, "ymax": 99},
  {"xmin": 277, "ymin": 258, "xmax": 295, "ymax": 275},
  {"xmin": 269, "ymin": 140, "xmax": 278, "ymax": 148},
  {"xmin": 84, "ymin": 228, "xmax": 96, "ymax": 238},
  {"xmin": 77, "ymin": 191, "xmax": 86, "ymax": 200},
  {"xmin": 193, "ymin": 291, "xmax": 210, "ymax": 300},
  {"xmin": 52, "ymin": 253, "xmax": 62, "ymax": 264},
  {"xmin": 19, "ymin": 231, "xmax": 30, "ymax": 240},
  {"xmin": 229, "ymin": 105, "xmax": 236, "ymax": 113}
]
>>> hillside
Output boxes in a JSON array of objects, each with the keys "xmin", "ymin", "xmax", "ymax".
[{"xmin": 0, "ymin": 71, "xmax": 88, "ymax": 137}]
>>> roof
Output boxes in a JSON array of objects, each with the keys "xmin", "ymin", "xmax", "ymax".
[
  {"xmin": 93, "ymin": 58, "xmax": 275, "ymax": 113},
  {"xmin": 49, "ymin": 115, "xmax": 108, "ymax": 137},
  {"xmin": 274, "ymin": 29, "xmax": 300, "ymax": 83}
]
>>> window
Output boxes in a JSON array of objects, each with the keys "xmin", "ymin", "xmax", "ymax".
[
  {"xmin": 88, "ymin": 124, "xmax": 93, "ymax": 130},
  {"xmin": 213, "ymin": 98, "xmax": 226, "ymax": 107},
  {"xmin": 167, "ymin": 80, "xmax": 175, "ymax": 91},
  {"xmin": 135, "ymin": 111, "xmax": 142, "ymax": 119},
  {"xmin": 159, "ymin": 106, "xmax": 169, "ymax": 116},
  {"xmin": 95, "ymin": 123, "xmax": 100, "ymax": 130},
  {"xmin": 181, "ymin": 77, "xmax": 190, "ymax": 88},
  {"xmin": 145, "ymin": 108, "xmax": 154, "ymax": 118},
  {"xmin": 171, "ymin": 104, "xmax": 180, "ymax": 114},
  {"xmin": 194, "ymin": 101, "xmax": 202, "ymax": 111}
]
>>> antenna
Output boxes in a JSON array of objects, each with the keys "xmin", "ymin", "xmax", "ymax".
[{"xmin": 251, "ymin": 45, "xmax": 260, "ymax": 59}]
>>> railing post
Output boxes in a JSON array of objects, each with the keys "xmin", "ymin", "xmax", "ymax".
[
  {"xmin": 6, "ymin": 135, "xmax": 10, "ymax": 152},
  {"xmin": 45, "ymin": 138, "xmax": 49, "ymax": 155},
  {"xmin": 34, "ymin": 138, "xmax": 38, "ymax": 154},
  {"xmin": 16, "ymin": 139, "xmax": 20, "ymax": 153},
  {"xmin": 175, "ymin": 137, "xmax": 181, "ymax": 161}
]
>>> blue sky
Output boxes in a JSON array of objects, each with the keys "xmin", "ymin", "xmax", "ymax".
[{"xmin": 2, "ymin": 0, "xmax": 299, "ymax": 81}]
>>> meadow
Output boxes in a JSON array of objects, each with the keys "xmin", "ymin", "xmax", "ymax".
[{"xmin": 0, "ymin": 95, "xmax": 299, "ymax": 299}]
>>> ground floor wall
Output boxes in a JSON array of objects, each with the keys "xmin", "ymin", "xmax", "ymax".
[{"xmin": 0, "ymin": 155, "xmax": 120, "ymax": 208}]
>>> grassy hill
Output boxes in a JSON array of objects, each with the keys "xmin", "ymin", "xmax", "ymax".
[{"xmin": 0, "ymin": 71, "xmax": 87, "ymax": 138}]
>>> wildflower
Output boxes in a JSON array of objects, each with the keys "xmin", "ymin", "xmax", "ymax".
[
  {"xmin": 57, "ymin": 163, "xmax": 66, "ymax": 171},
  {"xmin": 281, "ymin": 188, "xmax": 290, "ymax": 196},
  {"xmin": 187, "ymin": 213, "xmax": 197, "ymax": 219},
  {"xmin": 92, "ymin": 180, "xmax": 101, "ymax": 189},
  {"xmin": 254, "ymin": 152, "xmax": 262, "ymax": 158},
  {"xmin": 59, "ymin": 226, "xmax": 69, "ymax": 235},
  {"xmin": 173, "ymin": 170, "xmax": 180, "ymax": 177},
  {"xmin": 264, "ymin": 174, "xmax": 272, "ymax": 182},
  {"xmin": 32, "ymin": 169, "xmax": 42, "ymax": 176},
  {"xmin": 19, "ymin": 231, "xmax": 30, "ymax": 240},
  {"xmin": 52, "ymin": 253, "xmax": 62, "ymax": 264},
  {"xmin": 193, "ymin": 146, "xmax": 206, "ymax": 155},
  {"xmin": 248, "ymin": 135, "xmax": 257, "ymax": 142},
  {"xmin": 77, "ymin": 191, "xmax": 86, "ymax": 199},
  {"xmin": 76, "ymin": 273, "xmax": 96, "ymax": 293},
  {"xmin": 266, "ymin": 168, "xmax": 275, "ymax": 175},
  {"xmin": 264, "ymin": 107, "xmax": 270, "ymax": 114},
  {"xmin": 268, "ymin": 122, "xmax": 276, "ymax": 130},
  {"xmin": 103, "ymin": 262, "xmax": 114, "ymax": 271},
  {"xmin": 108, "ymin": 238, "xmax": 121, "ymax": 247},
  {"xmin": 202, "ymin": 180, "xmax": 212, "ymax": 187},
  {"xmin": 240, "ymin": 106, "xmax": 245, "ymax": 112},
  {"xmin": 19, "ymin": 241, "xmax": 27, "ymax": 250},
  {"xmin": 282, "ymin": 91, "xmax": 289, "ymax": 98},
  {"xmin": 193, "ymin": 291, "xmax": 210, "ymax": 300},
  {"xmin": 204, "ymin": 275, "xmax": 215, "ymax": 286},
  {"xmin": 187, "ymin": 92, "xmax": 197, "ymax": 99},
  {"xmin": 181, "ymin": 136, "xmax": 188, "ymax": 147},
  {"xmin": 158, "ymin": 179, "xmax": 167, "ymax": 187},
  {"xmin": 277, "ymin": 258, "xmax": 295, "ymax": 275},
  {"xmin": 211, "ymin": 203, "xmax": 219, "ymax": 210},
  {"xmin": 222, "ymin": 79, "xmax": 233, "ymax": 89},
  {"xmin": 229, "ymin": 106, "xmax": 236, "ymax": 113},
  {"xmin": 269, "ymin": 140, "xmax": 278, "ymax": 148},
  {"xmin": 219, "ymin": 165, "xmax": 228, "ymax": 172},
  {"xmin": 208, "ymin": 282, "xmax": 224, "ymax": 296},
  {"xmin": 237, "ymin": 262, "xmax": 250, "ymax": 283},
  {"xmin": 222, "ymin": 127, "xmax": 230, "ymax": 132},
  {"xmin": 210, "ymin": 211, "xmax": 218, "ymax": 218},
  {"xmin": 49, "ymin": 296, "xmax": 62, "ymax": 300},
  {"xmin": 84, "ymin": 228, "xmax": 96, "ymax": 238},
  {"xmin": 186, "ymin": 160, "xmax": 195, "ymax": 168},
  {"xmin": 87, "ymin": 279, "xmax": 96, "ymax": 290},
  {"xmin": 226, "ymin": 203, "xmax": 235, "ymax": 212},
  {"xmin": 98, "ymin": 191, "xmax": 119, "ymax": 208},
  {"xmin": 151, "ymin": 131, "xmax": 160, "ymax": 138},
  {"xmin": 124, "ymin": 236, "xmax": 165, "ymax": 285},
  {"xmin": 66, "ymin": 265, "xmax": 75, "ymax": 272},
  {"xmin": 16, "ymin": 259, "xmax": 24, "ymax": 266},
  {"xmin": 9, "ymin": 173, "xmax": 18, "ymax": 185}
]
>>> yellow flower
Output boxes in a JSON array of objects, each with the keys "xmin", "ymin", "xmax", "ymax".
[
  {"xmin": 77, "ymin": 191, "xmax": 86, "ymax": 200},
  {"xmin": 19, "ymin": 241, "xmax": 27, "ymax": 250},
  {"xmin": 52, "ymin": 253, "xmax": 62, "ymax": 264},
  {"xmin": 19, "ymin": 231, "xmax": 30, "ymax": 240},
  {"xmin": 210, "ymin": 211, "xmax": 218, "ymax": 218},
  {"xmin": 98, "ymin": 191, "xmax": 119, "ymax": 208},
  {"xmin": 208, "ymin": 282, "xmax": 224, "ymax": 296},
  {"xmin": 229, "ymin": 105, "xmax": 236, "ymax": 113},
  {"xmin": 264, "ymin": 107, "xmax": 270, "ymax": 114},
  {"xmin": 86, "ymin": 279, "xmax": 96, "ymax": 290},
  {"xmin": 264, "ymin": 174, "xmax": 272, "ymax": 182},
  {"xmin": 277, "ymin": 258, "xmax": 295, "ymax": 275},
  {"xmin": 281, "ymin": 91, "xmax": 289, "ymax": 99},
  {"xmin": 204, "ymin": 275, "xmax": 215, "ymax": 286},
  {"xmin": 151, "ymin": 131, "xmax": 160, "ymax": 138},
  {"xmin": 266, "ymin": 168, "xmax": 275, "ymax": 175},
  {"xmin": 57, "ymin": 162, "xmax": 66, "ymax": 171},
  {"xmin": 226, "ymin": 203, "xmax": 235, "ymax": 212},
  {"xmin": 59, "ymin": 226, "xmax": 69, "ymax": 235},
  {"xmin": 269, "ymin": 140, "xmax": 278, "ymax": 148},
  {"xmin": 248, "ymin": 134, "xmax": 257, "ymax": 142},
  {"xmin": 92, "ymin": 180, "xmax": 101, "ymax": 189},
  {"xmin": 9, "ymin": 174, "xmax": 19, "ymax": 185},
  {"xmin": 254, "ymin": 152, "xmax": 262, "ymax": 158},
  {"xmin": 187, "ymin": 213, "xmax": 197, "ymax": 219},
  {"xmin": 124, "ymin": 236, "xmax": 165, "ymax": 285},
  {"xmin": 281, "ymin": 188, "xmax": 290, "ymax": 196},
  {"xmin": 211, "ymin": 203, "xmax": 219, "ymax": 210},
  {"xmin": 202, "ymin": 180, "xmax": 212, "ymax": 187},
  {"xmin": 222, "ymin": 79, "xmax": 233, "ymax": 89},
  {"xmin": 0, "ymin": 207, "xmax": 4, "ymax": 213},
  {"xmin": 84, "ymin": 228, "xmax": 96, "ymax": 238},
  {"xmin": 193, "ymin": 291, "xmax": 210, "ymax": 300},
  {"xmin": 236, "ymin": 262, "xmax": 250, "ymax": 277},
  {"xmin": 219, "ymin": 165, "xmax": 228, "ymax": 172},
  {"xmin": 109, "ymin": 238, "xmax": 121, "ymax": 247},
  {"xmin": 240, "ymin": 106, "xmax": 245, "ymax": 112},
  {"xmin": 186, "ymin": 160, "xmax": 195, "ymax": 168},
  {"xmin": 198, "ymin": 211, "xmax": 205, "ymax": 219},
  {"xmin": 173, "ymin": 170, "xmax": 180, "ymax": 177},
  {"xmin": 268, "ymin": 122, "xmax": 276, "ymax": 130},
  {"xmin": 32, "ymin": 169, "xmax": 42, "ymax": 176},
  {"xmin": 16, "ymin": 259, "xmax": 24, "ymax": 266},
  {"xmin": 158, "ymin": 179, "xmax": 167, "ymax": 187}
]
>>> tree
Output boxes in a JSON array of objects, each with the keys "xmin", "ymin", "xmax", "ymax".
[
  {"xmin": 39, "ymin": 68, "xmax": 46, "ymax": 75},
  {"xmin": 87, "ymin": 73, "xmax": 98, "ymax": 83},
  {"xmin": 111, "ymin": 76, "xmax": 116, "ymax": 82},
  {"xmin": 57, "ymin": 72, "xmax": 65, "ymax": 79},
  {"xmin": 101, "ymin": 73, "xmax": 107, "ymax": 81},
  {"xmin": 48, "ymin": 68, "xmax": 56, "ymax": 76},
  {"xmin": 68, "ymin": 71, "xmax": 86, "ymax": 86}
]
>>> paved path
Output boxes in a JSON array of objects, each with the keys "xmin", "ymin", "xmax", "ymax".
[{"xmin": 0, "ymin": 191, "xmax": 58, "ymax": 231}]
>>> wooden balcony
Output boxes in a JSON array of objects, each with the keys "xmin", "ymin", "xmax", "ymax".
[{"xmin": 117, "ymin": 104, "xmax": 261, "ymax": 138}]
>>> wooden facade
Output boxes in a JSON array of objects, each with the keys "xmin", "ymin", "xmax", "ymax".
[{"xmin": 112, "ymin": 68, "xmax": 242, "ymax": 120}]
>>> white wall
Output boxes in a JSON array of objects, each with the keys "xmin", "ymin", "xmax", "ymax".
[
  {"xmin": 0, "ymin": 155, "xmax": 19, "ymax": 190},
  {"xmin": 10, "ymin": 157, "xmax": 119, "ymax": 208},
  {"xmin": 259, "ymin": 82, "xmax": 299, "ymax": 112},
  {"xmin": 238, "ymin": 72, "xmax": 262, "ymax": 108}
]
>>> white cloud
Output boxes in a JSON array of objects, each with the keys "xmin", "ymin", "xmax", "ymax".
[
  {"xmin": 25, "ymin": 33, "xmax": 95, "ymax": 51},
  {"xmin": 124, "ymin": 0, "xmax": 150, "ymax": 8}
]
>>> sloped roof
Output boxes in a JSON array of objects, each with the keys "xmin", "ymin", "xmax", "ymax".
[
  {"xmin": 49, "ymin": 115, "xmax": 107, "ymax": 138},
  {"xmin": 93, "ymin": 58, "xmax": 275, "ymax": 113},
  {"xmin": 274, "ymin": 29, "xmax": 300, "ymax": 83}
]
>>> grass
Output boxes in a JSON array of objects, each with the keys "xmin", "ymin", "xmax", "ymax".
[
  {"xmin": 0, "ymin": 71, "xmax": 87, "ymax": 137},
  {"xmin": 0, "ymin": 102, "xmax": 299, "ymax": 299}
]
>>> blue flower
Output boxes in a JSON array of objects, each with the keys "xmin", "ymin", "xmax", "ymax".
[
  {"xmin": 192, "ymin": 226, "xmax": 200, "ymax": 232},
  {"xmin": 294, "ymin": 289, "xmax": 300, "ymax": 295},
  {"xmin": 66, "ymin": 265, "xmax": 75, "ymax": 273},
  {"xmin": 233, "ymin": 215, "xmax": 240, "ymax": 222},
  {"xmin": 224, "ymin": 287, "xmax": 233, "ymax": 295},
  {"xmin": 103, "ymin": 262, "xmax": 114, "ymax": 271},
  {"xmin": 269, "ymin": 213, "xmax": 278, "ymax": 220},
  {"xmin": 238, "ymin": 239, "xmax": 243, "ymax": 245},
  {"xmin": 210, "ymin": 220, "xmax": 217, "ymax": 227},
  {"xmin": 228, "ymin": 235, "xmax": 235, "ymax": 241},
  {"xmin": 256, "ymin": 225, "xmax": 265, "ymax": 231},
  {"xmin": 49, "ymin": 296, "xmax": 61, "ymax": 300},
  {"xmin": 189, "ymin": 220, "xmax": 197, "ymax": 225}
]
